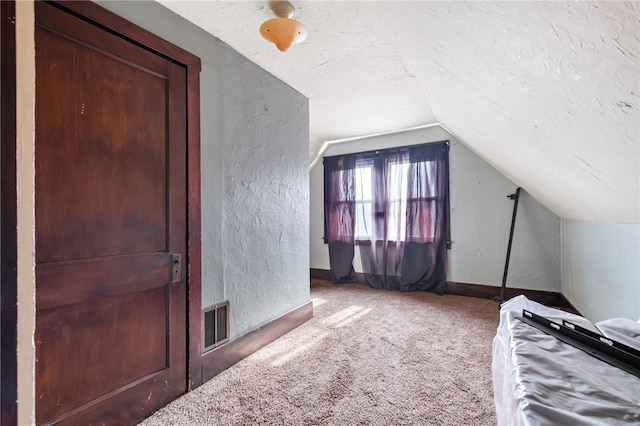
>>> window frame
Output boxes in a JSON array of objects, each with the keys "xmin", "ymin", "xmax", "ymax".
[{"xmin": 323, "ymin": 141, "xmax": 451, "ymax": 249}]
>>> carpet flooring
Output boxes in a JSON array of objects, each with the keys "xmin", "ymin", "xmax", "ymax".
[{"xmin": 139, "ymin": 279, "xmax": 500, "ymax": 425}]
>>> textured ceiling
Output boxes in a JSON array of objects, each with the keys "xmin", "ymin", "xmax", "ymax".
[{"xmin": 156, "ymin": 1, "xmax": 639, "ymax": 224}]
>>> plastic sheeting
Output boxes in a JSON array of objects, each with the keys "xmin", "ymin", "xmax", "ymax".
[{"xmin": 492, "ymin": 295, "xmax": 640, "ymax": 426}]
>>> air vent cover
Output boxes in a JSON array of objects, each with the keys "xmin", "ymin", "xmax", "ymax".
[{"xmin": 203, "ymin": 301, "xmax": 229, "ymax": 352}]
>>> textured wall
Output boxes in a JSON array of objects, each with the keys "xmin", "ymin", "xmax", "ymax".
[
  {"xmin": 449, "ymin": 140, "xmax": 561, "ymax": 291},
  {"xmin": 309, "ymin": 127, "xmax": 561, "ymax": 291},
  {"xmin": 96, "ymin": 1, "xmax": 310, "ymax": 338},
  {"xmin": 562, "ymin": 220, "xmax": 640, "ymax": 322},
  {"xmin": 219, "ymin": 53, "xmax": 310, "ymax": 336}
]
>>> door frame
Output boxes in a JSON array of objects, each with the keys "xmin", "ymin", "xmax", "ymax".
[
  {"xmin": 1, "ymin": 1, "xmax": 18, "ymax": 424},
  {"xmin": 1, "ymin": 3, "xmax": 204, "ymax": 423}
]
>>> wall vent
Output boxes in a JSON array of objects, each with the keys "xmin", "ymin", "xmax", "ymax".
[{"xmin": 202, "ymin": 301, "xmax": 229, "ymax": 353}]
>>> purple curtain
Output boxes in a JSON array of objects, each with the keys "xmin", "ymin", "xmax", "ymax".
[
  {"xmin": 399, "ymin": 144, "xmax": 449, "ymax": 293},
  {"xmin": 359, "ymin": 154, "xmax": 406, "ymax": 290},
  {"xmin": 324, "ymin": 142, "xmax": 449, "ymax": 293},
  {"xmin": 323, "ymin": 155, "xmax": 357, "ymax": 282}
]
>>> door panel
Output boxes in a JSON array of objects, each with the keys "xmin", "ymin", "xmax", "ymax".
[
  {"xmin": 35, "ymin": 2, "xmax": 187, "ymax": 424},
  {"xmin": 36, "ymin": 287, "xmax": 168, "ymax": 418},
  {"xmin": 35, "ymin": 17, "xmax": 168, "ymax": 264}
]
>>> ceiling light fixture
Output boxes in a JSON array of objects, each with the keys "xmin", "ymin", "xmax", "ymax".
[{"xmin": 260, "ymin": 0, "xmax": 307, "ymax": 52}]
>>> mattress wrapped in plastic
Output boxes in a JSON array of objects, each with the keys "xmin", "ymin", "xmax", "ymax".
[{"xmin": 492, "ymin": 295, "xmax": 640, "ymax": 425}]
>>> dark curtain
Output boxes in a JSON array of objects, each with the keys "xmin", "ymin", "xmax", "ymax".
[
  {"xmin": 399, "ymin": 144, "xmax": 449, "ymax": 294},
  {"xmin": 323, "ymin": 155, "xmax": 357, "ymax": 282},
  {"xmin": 324, "ymin": 142, "xmax": 449, "ymax": 293}
]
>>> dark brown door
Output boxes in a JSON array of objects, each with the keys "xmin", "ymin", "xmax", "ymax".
[{"xmin": 35, "ymin": 2, "xmax": 187, "ymax": 424}]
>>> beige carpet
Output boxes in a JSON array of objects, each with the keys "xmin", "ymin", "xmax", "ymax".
[{"xmin": 139, "ymin": 279, "xmax": 499, "ymax": 425}]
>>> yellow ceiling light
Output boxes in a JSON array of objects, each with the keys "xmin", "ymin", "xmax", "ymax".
[{"xmin": 260, "ymin": 1, "xmax": 307, "ymax": 52}]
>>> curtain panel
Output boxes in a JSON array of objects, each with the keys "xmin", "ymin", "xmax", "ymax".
[
  {"xmin": 323, "ymin": 142, "xmax": 449, "ymax": 294},
  {"xmin": 323, "ymin": 155, "xmax": 357, "ymax": 282}
]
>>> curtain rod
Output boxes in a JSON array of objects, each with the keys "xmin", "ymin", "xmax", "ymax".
[
  {"xmin": 309, "ymin": 122, "xmax": 452, "ymax": 170},
  {"xmin": 322, "ymin": 140, "xmax": 449, "ymax": 163}
]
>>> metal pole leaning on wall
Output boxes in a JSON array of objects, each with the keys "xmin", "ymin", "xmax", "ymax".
[{"xmin": 498, "ymin": 187, "xmax": 521, "ymax": 306}]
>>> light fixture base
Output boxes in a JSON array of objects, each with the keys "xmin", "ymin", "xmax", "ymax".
[{"xmin": 269, "ymin": 0, "xmax": 295, "ymax": 18}]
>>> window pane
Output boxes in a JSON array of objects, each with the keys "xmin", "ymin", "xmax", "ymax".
[
  {"xmin": 388, "ymin": 161, "xmax": 408, "ymax": 241},
  {"xmin": 387, "ymin": 200, "xmax": 406, "ymax": 241},
  {"xmin": 355, "ymin": 166, "xmax": 372, "ymax": 201},
  {"xmin": 406, "ymin": 200, "xmax": 436, "ymax": 241},
  {"xmin": 355, "ymin": 201, "xmax": 372, "ymax": 238},
  {"xmin": 388, "ymin": 162, "xmax": 408, "ymax": 200},
  {"xmin": 355, "ymin": 165, "xmax": 373, "ymax": 239}
]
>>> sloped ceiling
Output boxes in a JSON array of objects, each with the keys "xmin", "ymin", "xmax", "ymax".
[{"xmin": 156, "ymin": 1, "xmax": 639, "ymax": 224}]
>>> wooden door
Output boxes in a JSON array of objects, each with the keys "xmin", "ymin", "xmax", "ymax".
[{"xmin": 35, "ymin": 2, "xmax": 188, "ymax": 424}]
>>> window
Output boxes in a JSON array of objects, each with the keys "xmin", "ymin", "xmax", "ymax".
[
  {"xmin": 323, "ymin": 142, "xmax": 450, "ymax": 292},
  {"xmin": 324, "ymin": 142, "xmax": 449, "ymax": 245},
  {"xmin": 351, "ymin": 157, "xmax": 441, "ymax": 243}
]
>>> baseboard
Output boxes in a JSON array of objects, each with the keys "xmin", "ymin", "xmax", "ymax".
[
  {"xmin": 310, "ymin": 268, "xmax": 366, "ymax": 283},
  {"xmin": 446, "ymin": 282, "xmax": 580, "ymax": 314},
  {"xmin": 310, "ymin": 268, "xmax": 333, "ymax": 281},
  {"xmin": 200, "ymin": 300, "xmax": 313, "ymax": 383},
  {"xmin": 558, "ymin": 293, "xmax": 581, "ymax": 315},
  {"xmin": 445, "ymin": 281, "xmax": 578, "ymax": 310},
  {"xmin": 310, "ymin": 268, "xmax": 580, "ymax": 314}
]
